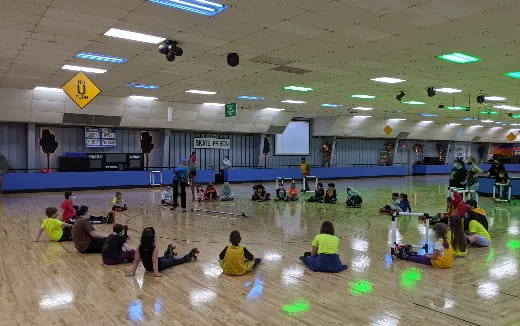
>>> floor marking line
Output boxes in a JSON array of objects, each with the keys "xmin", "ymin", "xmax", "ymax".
[{"xmin": 412, "ymin": 303, "xmax": 480, "ymax": 326}]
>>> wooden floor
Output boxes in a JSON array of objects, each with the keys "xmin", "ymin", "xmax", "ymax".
[{"xmin": 1, "ymin": 175, "xmax": 519, "ymax": 325}]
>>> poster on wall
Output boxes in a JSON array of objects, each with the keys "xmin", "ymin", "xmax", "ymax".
[
  {"xmin": 85, "ymin": 127, "xmax": 116, "ymax": 148},
  {"xmin": 193, "ymin": 138, "xmax": 230, "ymax": 149},
  {"xmin": 452, "ymin": 142, "xmax": 471, "ymax": 161}
]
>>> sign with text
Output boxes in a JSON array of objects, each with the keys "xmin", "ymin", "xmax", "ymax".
[
  {"xmin": 194, "ymin": 138, "xmax": 230, "ymax": 149},
  {"xmin": 85, "ymin": 127, "xmax": 116, "ymax": 148},
  {"xmin": 62, "ymin": 72, "xmax": 101, "ymax": 109},
  {"xmin": 225, "ymin": 102, "xmax": 237, "ymax": 117}
]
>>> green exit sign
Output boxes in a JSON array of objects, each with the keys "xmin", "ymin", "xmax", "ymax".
[{"xmin": 225, "ymin": 102, "xmax": 237, "ymax": 117}]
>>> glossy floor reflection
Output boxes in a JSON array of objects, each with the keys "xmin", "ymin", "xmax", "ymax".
[{"xmin": 1, "ymin": 175, "xmax": 519, "ymax": 325}]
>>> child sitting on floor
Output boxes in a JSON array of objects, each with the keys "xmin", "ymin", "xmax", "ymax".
[
  {"xmin": 221, "ymin": 182, "xmax": 234, "ymax": 201},
  {"xmin": 112, "ymin": 192, "xmax": 128, "ymax": 211},
  {"xmin": 465, "ymin": 199, "xmax": 491, "ymax": 247},
  {"xmin": 380, "ymin": 193, "xmax": 401, "ymax": 213},
  {"xmin": 219, "ymin": 230, "xmax": 261, "ymax": 276},
  {"xmin": 399, "ymin": 193, "xmax": 411, "ymax": 212},
  {"xmin": 346, "ymin": 187, "xmax": 363, "ymax": 208},
  {"xmin": 275, "ymin": 183, "xmax": 287, "ymax": 201},
  {"xmin": 299, "ymin": 221, "xmax": 347, "ymax": 272},
  {"xmin": 161, "ymin": 186, "xmax": 173, "ymax": 206},
  {"xmin": 307, "ymin": 183, "xmax": 325, "ymax": 203},
  {"xmin": 195, "ymin": 184, "xmax": 205, "ymax": 202},
  {"xmin": 204, "ymin": 183, "xmax": 219, "ymax": 201},
  {"xmin": 447, "ymin": 215, "xmax": 467, "ymax": 257},
  {"xmin": 252, "ymin": 182, "xmax": 271, "ymax": 201},
  {"xmin": 127, "ymin": 227, "xmax": 199, "ymax": 277},
  {"xmin": 324, "ymin": 183, "xmax": 337, "ymax": 204},
  {"xmin": 60, "ymin": 191, "xmax": 77, "ymax": 223},
  {"xmin": 34, "ymin": 207, "xmax": 73, "ymax": 242},
  {"xmin": 102, "ymin": 224, "xmax": 135, "ymax": 265},
  {"xmin": 396, "ymin": 223, "xmax": 453, "ymax": 269},
  {"xmin": 287, "ymin": 183, "xmax": 299, "ymax": 201}
]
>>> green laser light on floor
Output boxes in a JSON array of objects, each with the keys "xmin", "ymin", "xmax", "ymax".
[{"xmin": 349, "ymin": 280, "xmax": 373, "ymax": 296}]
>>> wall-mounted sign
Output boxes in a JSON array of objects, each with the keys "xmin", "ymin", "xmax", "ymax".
[
  {"xmin": 85, "ymin": 127, "xmax": 116, "ymax": 148},
  {"xmin": 194, "ymin": 138, "xmax": 230, "ymax": 149}
]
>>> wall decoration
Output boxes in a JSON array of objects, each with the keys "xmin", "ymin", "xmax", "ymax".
[
  {"xmin": 85, "ymin": 127, "xmax": 116, "ymax": 148},
  {"xmin": 321, "ymin": 142, "xmax": 332, "ymax": 167},
  {"xmin": 40, "ymin": 129, "xmax": 58, "ymax": 173},
  {"xmin": 141, "ymin": 131, "xmax": 155, "ymax": 170}
]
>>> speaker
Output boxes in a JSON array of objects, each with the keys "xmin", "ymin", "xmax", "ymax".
[
  {"xmin": 477, "ymin": 95, "xmax": 485, "ymax": 104},
  {"xmin": 227, "ymin": 53, "xmax": 239, "ymax": 67}
]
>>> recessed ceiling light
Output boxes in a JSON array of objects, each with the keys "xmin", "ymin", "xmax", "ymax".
[
  {"xmin": 481, "ymin": 110, "xmax": 499, "ymax": 115},
  {"xmin": 438, "ymin": 52, "xmax": 480, "ymax": 64},
  {"xmin": 34, "ymin": 86, "xmax": 63, "ymax": 92},
  {"xmin": 129, "ymin": 95, "xmax": 157, "ymax": 100},
  {"xmin": 281, "ymin": 100, "xmax": 306, "ymax": 104},
  {"xmin": 127, "ymin": 83, "xmax": 161, "ymax": 89},
  {"xmin": 446, "ymin": 106, "xmax": 467, "ymax": 111},
  {"xmin": 505, "ymin": 71, "xmax": 520, "ymax": 79},
  {"xmin": 435, "ymin": 88, "xmax": 462, "ymax": 94},
  {"xmin": 485, "ymin": 96, "xmax": 506, "ymax": 101},
  {"xmin": 447, "ymin": 123, "xmax": 461, "ymax": 126},
  {"xmin": 462, "ymin": 117, "xmax": 477, "ymax": 121},
  {"xmin": 263, "ymin": 108, "xmax": 285, "ymax": 111},
  {"xmin": 186, "ymin": 89, "xmax": 216, "ymax": 95},
  {"xmin": 104, "ymin": 28, "xmax": 165, "ymax": 44},
  {"xmin": 493, "ymin": 105, "xmax": 520, "ymax": 111},
  {"xmin": 389, "ymin": 118, "xmax": 406, "ymax": 121},
  {"xmin": 320, "ymin": 103, "xmax": 343, "ymax": 108},
  {"xmin": 420, "ymin": 121, "xmax": 434, "ymax": 123},
  {"xmin": 147, "ymin": 0, "xmax": 227, "ymax": 16},
  {"xmin": 481, "ymin": 120, "xmax": 494, "ymax": 123},
  {"xmin": 238, "ymin": 96, "xmax": 264, "ymax": 100},
  {"xmin": 420, "ymin": 113, "xmax": 437, "ymax": 117},
  {"xmin": 203, "ymin": 103, "xmax": 225, "ymax": 107},
  {"xmin": 76, "ymin": 52, "xmax": 128, "ymax": 64},
  {"xmin": 351, "ymin": 94, "xmax": 376, "ymax": 99},
  {"xmin": 283, "ymin": 85, "xmax": 314, "ymax": 92},
  {"xmin": 370, "ymin": 77, "xmax": 406, "ymax": 84},
  {"xmin": 403, "ymin": 101, "xmax": 426, "ymax": 105},
  {"xmin": 352, "ymin": 107, "xmax": 373, "ymax": 111},
  {"xmin": 61, "ymin": 65, "xmax": 106, "ymax": 74}
]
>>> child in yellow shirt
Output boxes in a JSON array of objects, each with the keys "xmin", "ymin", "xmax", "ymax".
[
  {"xmin": 112, "ymin": 192, "xmax": 128, "ymax": 211},
  {"xmin": 34, "ymin": 207, "xmax": 73, "ymax": 242},
  {"xmin": 299, "ymin": 221, "xmax": 347, "ymax": 272},
  {"xmin": 219, "ymin": 230, "xmax": 261, "ymax": 276}
]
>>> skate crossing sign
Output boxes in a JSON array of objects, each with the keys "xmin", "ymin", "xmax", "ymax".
[{"xmin": 62, "ymin": 72, "xmax": 101, "ymax": 109}]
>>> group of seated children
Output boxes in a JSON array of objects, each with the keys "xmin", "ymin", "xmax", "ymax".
[
  {"xmin": 307, "ymin": 183, "xmax": 337, "ymax": 203},
  {"xmin": 274, "ymin": 181, "xmax": 299, "ymax": 202},
  {"xmin": 162, "ymin": 183, "xmax": 234, "ymax": 206},
  {"xmin": 379, "ymin": 193, "xmax": 411, "ymax": 213}
]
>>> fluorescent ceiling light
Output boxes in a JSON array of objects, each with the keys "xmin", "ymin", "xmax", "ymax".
[
  {"xmin": 370, "ymin": 77, "xmax": 406, "ymax": 84},
  {"xmin": 353, "ymin": 115, "xmax": 372, "ymax": 118},
  {"xmin": 186, "ymin": 89, "xmax": 216, "ymax": 95},
  {"xmin": 389, "ymin": 118, "xmax": 406, "ymax": 121},
  {"xmin": 320, "ymin": 103, "xmax": 343, "ymax": 108},
  {"xmin": 403, "ymin": 101, "xmax": 426, "ymax": 105},
  {"xmin": 352, "ymin": 106, "xmax": 373, "ymax": 111},
  {"xmin": 438, "ymin": 52, "xmax": 480, "ymax": 64},
  {"xmin": 129, "ymin": 95, "xmax": 157, "ymax": 100},
  {"xmin": 283, "ymin": 85, "xmax": 314, "ymax": 92},
  {"xmin": 203, "ymin": 103, "xmax": 225, "ymax": 107},
  {"xmin": 420, "ymin": 121, "xmax": 434, "ymax": 123},
  {"xmin": 494, "ymin": 105, "xmax": 520, "ymax": 111},
  {"xmin": 481, "ymin": 111, "xmax": 498, "ymax": 115},
  {"xmin": 462, "ymin": 117, "xmax": 477, "ymax": 121},
  {"xmin": 62, "ymin": 65, "xmax": 106, "ymax": 74},
  {"xmin": 76, "ymin": 52, "xmax": 128, "ymax": 64},
  {"xmin": 435, "ymin": 88, "xmax": 462, "ymax": 94},
  {"xmin": 351, "ymin": 94, "xmax": 376, "ymax": 99},
  {"xmin": 238, "ymin": 96, "xmax": 264, "ymax": 100},
  {"xmin": 127, "ymin": 83, "xmax": 161, "ymax": 89},
  {"xmin": 447, "ymin": 106, "xmax": 467, "ymax": 111},
  {"xmin": 505, "ymin": 71, "xmax": 520, "ymax": 79},
  {"xmin": 448, "ymin": 123, "xmax": 461, "ymax": 126},
  {"xmin": 147, "ymin": 0, "xmax": 227, "ymax": 16},
  {"xmin": 481, "ymin": 120, "xmax": 494, "ymax": 123},
  {"xmin": 420, "ymin": 113, "xmax": 437, "ymax": 117},
  {"xmin": 104, "ymin": 28, "xmax": 165, "ymax": 44},
  {"xmin": 472, "ymin": 125, "xmax": 484, "ymax": 128},
  {"xmin": 485, "ymin": 96, "xmax": 506, "ymax": 101},
  {"xmin": 34, "ymin": 86, "xmax": 63, "ymax": 92},
  {"xmin": 510, "ymin": 123, "xmax": 520, "ymax": 125},
  {"xmin": 263, "ymin": 108, "xmax": 285, "ymax": 111},
  {"xmin": 281, "ymin": 100, "xmax": 306, "ymax": 104}
]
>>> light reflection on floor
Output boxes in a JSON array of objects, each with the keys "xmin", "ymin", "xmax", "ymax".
[{"xmin": 39, "ymin": 291, "xmax": 74, "ymax": 310}]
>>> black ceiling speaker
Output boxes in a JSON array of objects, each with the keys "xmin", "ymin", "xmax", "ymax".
[
  {"xmin": 396, "ymin": 91, "xmax": 405, "ymax": 101},
  {"xmin": 227, "ymin": 53, "xmax": 239, "ymax": 67},
  {"xmin": 427, "ymin": 87, "xmax": 436, "ymax": 97},
  {"xmin": 159, "ymin": 40, "xmax": 183, "ymax": 62},
  {"xmin": 477, "ymin": 95, "xmax": 485, "ymax": 104}
]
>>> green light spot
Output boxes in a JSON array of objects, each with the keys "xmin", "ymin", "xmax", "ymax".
[
  {"xmin": 403, "ymin": 101, "xmax": 426, "ymax": 105},
  {"xmin": 511, "ymin": 114, "xmax": 520, "ymax": 119},
  {"xmin": 481, "ymin": 111, "xmax": 499, "ymax": 115},
  {"xmin": 486, "ymin": 248, "xmax": 495, "ymax": 262},
  {"xmin": 505, "ymin": 71, "xmax": 520, "ymax": 79},
  {"xmin": 282, "ymin": 298, "xmax": 310, "ymax": 315},
  {"xmin": 438, "ymin": 52, "xmax": 480, "ymax": 64},
  {"xmin": 446, "ymin": 106, "xmax": 467, "ymax": 111},
  {"xmin": 507, "ymin": 240, "xmax": 520, "ymax": 250},
  {"xmin": 400, "ymin": 267, "xmax": 422, "ymax": 290},
  {"xmin": 349, "ymin": 279, "xmax": 373, "ymax": 296}
]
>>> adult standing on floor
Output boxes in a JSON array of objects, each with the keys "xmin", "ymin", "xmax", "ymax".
[
  {"xmin": 300, "ymin": 157, "xmax": 311, "ymax": 192},
  {"xmin": 465, "ymin": 157, "xmax": 483, "ymax": 200},
  {"xmin": 449, "ymin": 159, "xmax": 467, "ymax": 189},
  {"xmin": 172, "ymin": 158, "xmax": 189, "ymax": 211},
  {"xmin": 72, "ymin": 205, "xmax": 108, "ymax": 253},
  {"xmin": 188, "ymin": 152, "xmax": 197, "ymax": 201}
]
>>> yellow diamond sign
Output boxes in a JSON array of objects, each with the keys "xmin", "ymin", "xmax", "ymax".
[
  {"xmin": 507, "ymin": 132, "xmax": 516, "ymax": 141},
  {"xmin": 62, "ymin": 72, "xmax": 101, "ymax": 109},
  {"xmin": 384, "ymin": 125, "xmax": 393, "ymax": 136}
]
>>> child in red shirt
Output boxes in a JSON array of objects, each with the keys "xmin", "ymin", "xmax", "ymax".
[
  {"xmin": 60, "ymin": 191, "xmax": 76, "ymax": 223},
  {"xmin": 287, "ymin": 184, "xmax": 299, "ymax": 201}
]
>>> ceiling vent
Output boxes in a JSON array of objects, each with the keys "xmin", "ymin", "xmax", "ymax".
[
  {"xmin": 396, "ymin": 132, "xmax": 410, "ymax": 139},
  {"xmin": 271, "ymin": 66, "xmax": 312, "ymax": 74},
  {"xmin": 62, "ymin": 113, "xmax": 121, "ymax": 126}
]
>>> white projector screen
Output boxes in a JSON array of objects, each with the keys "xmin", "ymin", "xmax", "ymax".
[{"xmin": 275, "ymin": 121, "xmax": 310, "ymax": 155}]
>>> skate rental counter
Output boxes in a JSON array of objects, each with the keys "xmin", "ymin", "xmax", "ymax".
[
  {"xmin": 2, "ymin": 170, "xmax": 215, "ymax": 193},
  {"xmin": 477, "ymin": 176, "xmax": 520, "ymax": 196},
  {"xmin": 223, "ymin": 166, "xmax": 406, "ymax": 182}
]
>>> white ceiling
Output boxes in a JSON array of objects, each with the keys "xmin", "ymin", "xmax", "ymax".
[{"xmin": 1, "ymin": 0, "xmax": 520, "ymax": 137}]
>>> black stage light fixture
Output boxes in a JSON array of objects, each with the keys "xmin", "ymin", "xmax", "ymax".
[
  {"xmin": 396, "ymin": 91, "xmax": 405, "ymax": 101},
  {"xmin": 158, "ymin": 40, "xmax": 183, "ymax": 62},
  {"xmin": 427, "ymin": 87, "xmax": 436, "ymax": 97},
  {"xmin": 227, "ymin": 53, "xmax": 239, "ymax": 67},
  {"xmin": 477, "ymin": 95, "xmax": 485, "ymax": 104}
]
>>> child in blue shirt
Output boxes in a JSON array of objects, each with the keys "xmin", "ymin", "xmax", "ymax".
[{"xmin": 399, "ymin": 193, "xmax": 411, "ymax": 212}]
